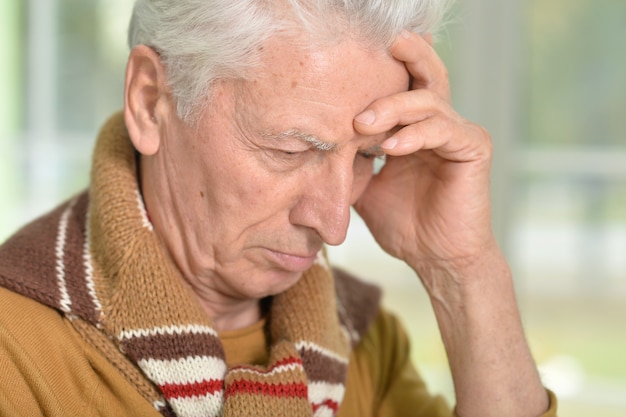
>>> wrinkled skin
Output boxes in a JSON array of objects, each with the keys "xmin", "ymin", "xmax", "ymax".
[{"xmin": 124, "ymin": 29, "xmax": 550, "ymax": 417}]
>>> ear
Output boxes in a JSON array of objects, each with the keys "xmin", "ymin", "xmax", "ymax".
[{"xmin": 123, "ymin": 45, "xmax": 171, "ymax": 156}]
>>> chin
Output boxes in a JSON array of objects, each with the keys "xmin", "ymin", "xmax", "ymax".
[{"xmin": 244, "ymin": 269, "xmax": 304, "ymax": 299}]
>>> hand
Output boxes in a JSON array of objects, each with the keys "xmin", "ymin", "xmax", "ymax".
[
  {"xmin": 354, "ymin": 33, "xmax": 552, "ymax": 417},
  {"xmin": 353, "ymin": 31, "xmax": 496, "ymax": 279}
]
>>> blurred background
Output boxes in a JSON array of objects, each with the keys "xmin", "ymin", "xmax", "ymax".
[{"xmin": 1, "ymin": 0, "xmax": 624, "ymax": 415}]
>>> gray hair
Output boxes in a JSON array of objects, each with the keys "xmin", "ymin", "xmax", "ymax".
[{"xmin": 128, "ymin": 0, "xmax": 452, "ymax": 122}]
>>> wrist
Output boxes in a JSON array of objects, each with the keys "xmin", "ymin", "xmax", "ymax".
[
  {"xmin": 410, "ymin": 242, "xmax": 511, "ymax": 302},
  {"xmin": 413, "ymin": 247, "xmax": 548, "ymax": 417}
]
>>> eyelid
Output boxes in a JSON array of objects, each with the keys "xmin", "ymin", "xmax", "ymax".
[
  {"xmin": 263, "ymin": 130, "xmax": 385, "ymax": 158},
  {"xmin": 263, "ymin": 130, "xmax": 338, "ymax": 155},
  {"xmin": 359, "ymin": 144, "xmax": 385, "ymax": 158}
]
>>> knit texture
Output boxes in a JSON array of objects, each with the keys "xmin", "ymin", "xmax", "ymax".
[{"xmin": 0, "ymin": 112, "xmax": 382, "ymax": 417}]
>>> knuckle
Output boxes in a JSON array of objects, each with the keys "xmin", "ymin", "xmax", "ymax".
[
  {"xmin": 474, "ymin": 124, "xmax": 493, "ymax": 160},
  {"xmin": 421, "ymin": 88, "xmax": 440, "ymax": 106},
  {"xmin": 435, "ymin": 116, "xmax": 454, "ymax": 138}
]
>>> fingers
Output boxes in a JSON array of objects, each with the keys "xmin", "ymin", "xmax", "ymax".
[
  {"xmin": 353, "ymin": 88, "xmax": 442, "ymax": 134},
  {"xmin": 383, "ymin": 117, "xmax": 492, "ymax": 163},
  {"xmin": 422, "ymin": 32, "xmax": 434, "ymax": 46},
  {"xmin": 354, "ymin": 92, "xmax": 491, "ymax": 163},
  {"xmin": 394, "ymin": 30, "xmax": 451, "ymax": 102},
  {"xmin": 353, "ymin": 30, "xmax": 452, "ymax": 138},
  {"xmin": 353, "ymin": 30, "xmax": 450, "ymax": 132},
  {"xmin": 353, "ymin": 30, "xmax": 487, "ymax": 162},
  {"xmin": 353, "ymin": 85, "xmax": 491, "ymax": 162}
]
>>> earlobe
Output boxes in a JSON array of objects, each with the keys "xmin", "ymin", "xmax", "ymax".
[{"xmin": 124, "ymin": 45, "xmax": 168, "ymax": 156}]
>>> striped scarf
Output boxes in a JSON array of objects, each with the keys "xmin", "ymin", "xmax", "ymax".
[{"xmin": 0, "ymin": 113, "xmax": 381, "ymax": 416}]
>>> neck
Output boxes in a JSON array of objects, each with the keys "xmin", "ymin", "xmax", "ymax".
[
  {"xmin": 140, "ymin": 156, "xmax": 263, "ymax": 332},
  {"xmin": 186, "ymin": 280, "xmax": 264, "ymax": 331}
]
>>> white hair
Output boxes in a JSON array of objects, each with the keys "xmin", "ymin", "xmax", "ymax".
[{"xmin": 128, "ymin": 0, "xmax": 452, "ymax": 122}]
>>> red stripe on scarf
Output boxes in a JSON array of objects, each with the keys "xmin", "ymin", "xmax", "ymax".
[
  {"xmin": 225, "ymin": 381, "xmax": 308, "ymax": 399},
  {"xmin": 160, "ymin": 379, "xmax": 224, "ymax": 399},
  {"xmin": 313, "ymin": 399, "xmax": 340, "ymax": 413},
  {"xmin": 266, "ymin": 356, "xmax": 303, "ymax": 369}
]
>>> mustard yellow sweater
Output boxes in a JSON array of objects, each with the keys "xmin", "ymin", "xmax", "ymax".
[
  {"xmin": 0, "ymin": 114, "xmax": 557, "ymax": 416},
  {"xmin": 0, "ymin": 285, "xmax": 556, "ymax": 416}
]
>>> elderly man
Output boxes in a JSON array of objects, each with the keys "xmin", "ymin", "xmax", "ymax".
[{"xmin": 0, "ymin": 1, "xmax": 556, "ymax": 416}]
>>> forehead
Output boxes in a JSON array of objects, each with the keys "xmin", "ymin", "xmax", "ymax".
[
  {"xmin": 240, "ymin": 33, "xmax": 409, "ymax": 143},
  {"xmin": 258, "ymin": 33, "xmax": 408, "ymax": 99}
]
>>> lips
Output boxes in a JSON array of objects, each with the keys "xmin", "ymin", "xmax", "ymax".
[{"xmin": 265, "ymin": 249, "xmax": 319, "ymax": 272}]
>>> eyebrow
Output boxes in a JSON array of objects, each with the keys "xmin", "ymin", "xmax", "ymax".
[
  {"xmin": 262, "ymin": 128, "xmax": 384, "ymax": 156},
  {"xmin": 262, "ymin": 129, "xmax": 336, "ymax": 151}
]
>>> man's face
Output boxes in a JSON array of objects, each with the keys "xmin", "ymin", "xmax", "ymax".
[{"xmin": 148, "ymin": 34, "xmax": 409, "ymax": 301}]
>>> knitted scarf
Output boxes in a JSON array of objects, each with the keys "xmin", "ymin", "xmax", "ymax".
[{"xmin": 0, "ymin": 113, "xmax": 381, "ymax": 417}]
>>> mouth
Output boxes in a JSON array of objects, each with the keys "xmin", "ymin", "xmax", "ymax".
[{"xmin": 264, "ymin": 249, "xmax": 320, "ymax": 273}]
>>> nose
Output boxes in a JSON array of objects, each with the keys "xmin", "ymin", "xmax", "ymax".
[{"xmin": 289, "ymin": 157, "xmax": 355, "ymax": 246}]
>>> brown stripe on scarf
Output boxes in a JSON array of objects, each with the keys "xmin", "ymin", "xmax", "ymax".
[
  {"xmin": 299, "ymin": 349, "xmax": 348, "ymax": 384},
  {"xmin": 226, "ymin": 365, "xmax": 309, "ymax": 386},
  {"xmin": 120, "ymin": 331, "xmax": 225, "ymax": 361},
  {"xmin": 0, "ymin": 200, "xmax": 67, "ymax": 308}
]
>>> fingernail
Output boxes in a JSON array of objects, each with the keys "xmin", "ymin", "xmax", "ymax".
[
  {"xmin": 381, "ymin": 138, "xmax": 398, "ymax": 150},
  {"xmin": 354, "ymin": 109, "xmax": 376, "ymax": 126},
  {"xmin": 400, "ymin": 29, "xmax": 412, "ymax": 39}
]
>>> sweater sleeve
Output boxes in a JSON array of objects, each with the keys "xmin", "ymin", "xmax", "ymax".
[
  {"xmin": 341, "ymin": 307, "xmax": 558, "ymax": 417},
  {"xmin": 0, "ymin": 334, "xmax": 48, "ymax": 417},
  {"xmin": 340, "ymin": 308, "xmax": 452, "ymax": 417},
  {"xmin": 0, "ymin": 287, "xmax": 161, "ymax": 417},
  {"xmin": 369, "ymin": 309, "xmax": 452, "ymax": 417}
]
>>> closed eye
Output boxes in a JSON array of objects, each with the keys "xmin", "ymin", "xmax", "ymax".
[{"xmin": 357, "ymin": 145, "xmax": 385, "ymax": 159}]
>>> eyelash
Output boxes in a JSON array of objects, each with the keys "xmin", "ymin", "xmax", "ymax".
[
  {"xmin": 275, "ymin": 148, "xmax": 384, "ymax": 161},
  {"xmin": 357, "ymin": 150, "xmax": 385, "ymax": 160},
  {"xmin": 279, "ymin": 150, "xmax": 304, "ymax": 157}
]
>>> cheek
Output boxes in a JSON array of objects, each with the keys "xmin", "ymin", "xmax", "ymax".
[{"xmin": 217, "ymin": 165, "xmax": 292, "ymax": 219}]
